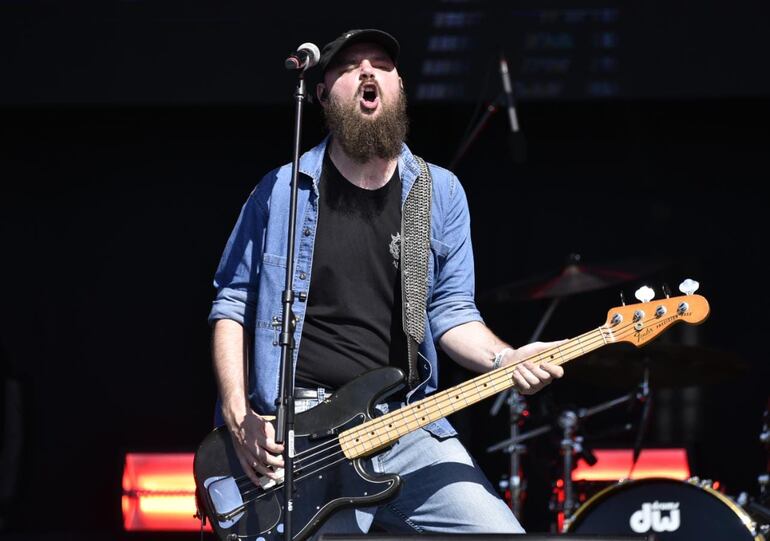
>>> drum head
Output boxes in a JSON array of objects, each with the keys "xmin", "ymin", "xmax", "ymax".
[{"xmin": 566, "ymin": 478, "xmax": 759, "ymax": 540}]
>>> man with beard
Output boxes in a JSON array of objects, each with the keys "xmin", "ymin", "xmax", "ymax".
[{"xmin": 208, "ymin": 29, "xmax": 564, "ymax": 536}]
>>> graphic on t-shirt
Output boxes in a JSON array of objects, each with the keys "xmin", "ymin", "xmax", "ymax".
[{"xmin": 389, "ymin": 233, "xmax": 401, "ymax": 268}]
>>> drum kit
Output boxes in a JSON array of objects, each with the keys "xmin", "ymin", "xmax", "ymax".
[{"xmin": 480, "ymin": 254, "xmax": 769, "ymax": 540}]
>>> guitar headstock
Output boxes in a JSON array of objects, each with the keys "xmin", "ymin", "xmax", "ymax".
[{"xmin": 604, "ymin": 293, "xmax": 710, "ymax": 347}]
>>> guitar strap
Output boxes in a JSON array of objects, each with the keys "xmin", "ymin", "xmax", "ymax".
[{"xmin": 401, "ymin": 156, "xmax": 432, "ymax": 389}]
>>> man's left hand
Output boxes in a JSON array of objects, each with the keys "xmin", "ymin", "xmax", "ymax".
[{"xmin": 503, "ymin": 341, "xmax": 566, "ymax": 395}]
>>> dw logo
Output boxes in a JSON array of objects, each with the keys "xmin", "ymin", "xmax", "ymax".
[{"xmin": 629, "ymin": 501, "xmax": 681, "ymax": 533}]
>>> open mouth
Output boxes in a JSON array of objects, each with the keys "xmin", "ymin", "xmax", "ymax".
[{"xmin": 360, "ymin": 83, "xmax": 379, "ymax": 110}]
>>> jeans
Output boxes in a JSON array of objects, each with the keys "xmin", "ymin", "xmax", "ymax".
[{"xmin": 294, "ymin": 397, "xmax": 525, "ymax": 537}]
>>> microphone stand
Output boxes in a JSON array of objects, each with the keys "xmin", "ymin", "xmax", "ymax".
[
  {"xmin": 448, "ymin": 52, "xmax": 525, "ymax": 171},
  {"xmin": 274, "ymin": 67, "xmax": 310, "ymax": 541},
  {"xmin": 449, "ymin": 95, "xmax": 502, "ymax": 171}
]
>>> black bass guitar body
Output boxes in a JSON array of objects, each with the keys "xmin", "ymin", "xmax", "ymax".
[{"xmin": 194, "ymin": 367, "xmax": 405, "ymax": 541}]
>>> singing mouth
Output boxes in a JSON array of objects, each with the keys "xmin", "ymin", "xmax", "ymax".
[{"xmin": 360, "ymin": 82, "xmax": 379, "ymax": 110}]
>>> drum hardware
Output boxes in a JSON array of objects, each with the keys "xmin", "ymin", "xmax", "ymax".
[
  {"xmin": 761, "ymin": 399, "xmax": 769, "ymax": 501},
  {"xmin": 488, "ymin": 387, "xmax": 644, "ymax": 522},
  {"xmin": 478, "ymin": 254, "xmax": 666, "ymax": 304},
  {"xmin": 484, "ymin": 254, "xmax": 664, "ymax": 520},
  {"xmin": 745, "ymin": 499, "xmax": 770, "ymax": 538}
]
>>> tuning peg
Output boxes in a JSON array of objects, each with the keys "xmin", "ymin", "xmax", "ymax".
[
  {"xmin": 679, "ymin": 279, "xmax": 700, "ymax": 295},
  {"xmin": 619, "ymin": 291, "xmax": 626, "ymax": 306},
  {"xmin": 662, "ymin": 284, "xmax": 671, "ymax": 298},
  {"xmin": 634, "ymin": 285, "xmax": 655, "ymax": 303}
]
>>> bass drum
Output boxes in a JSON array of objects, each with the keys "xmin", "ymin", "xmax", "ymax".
[{"xmin": 564, "ymin": 477, "xmax": 764, "ymax": 540}]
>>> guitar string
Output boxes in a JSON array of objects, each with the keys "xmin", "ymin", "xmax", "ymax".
[
  {"xmin": 226, "ymin": 455, "xmax": 353, "ymax": 519},
  {"xmin": 230, "ymin": 314, "xmax": 660, "ymax": 497}
]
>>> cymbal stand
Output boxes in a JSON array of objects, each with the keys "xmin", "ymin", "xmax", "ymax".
[
  {"xmin": 557, "ymin": 410, "xmax": 582, "ymax": 520},
  {"xmin": 489, "ymin": 389, "xmax": 638, "ymax": 526},
  {"xmin": 490, "ymin": 295, "xmax": 562, "ymax": 519},
  {"xmin": 760, "ymin": 399, "xmax": 769, "ymax": 502}
]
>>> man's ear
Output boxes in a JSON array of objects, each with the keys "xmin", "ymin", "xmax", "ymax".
[{"xmin": 316, "ymin": 84, "xmax": 328, "ymax": 104}]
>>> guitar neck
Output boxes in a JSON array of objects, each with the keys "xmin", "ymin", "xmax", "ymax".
[{"xmin": 338, "ymin": 326, "xmax": 610, "ymax": 459}]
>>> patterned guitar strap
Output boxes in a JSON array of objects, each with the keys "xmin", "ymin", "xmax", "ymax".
[{"xmin": 401, "ymin": 156, "xmax": 432, "ymax": 389}]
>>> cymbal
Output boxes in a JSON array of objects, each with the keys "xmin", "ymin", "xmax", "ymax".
[
  {"xmin": 479, "ymin": 257, "xmax": 666, "ymax": 303},
  {"xmin": 568, "ymin": 343, "xmax": 749, "ymax": 389}
]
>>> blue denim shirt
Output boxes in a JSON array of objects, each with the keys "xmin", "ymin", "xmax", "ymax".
[{"xmin": 208, "ymin": 137, "xmax": 483, "ymax": 437}]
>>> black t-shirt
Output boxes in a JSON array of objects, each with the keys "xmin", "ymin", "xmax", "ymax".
[{"xmin": 295, "ymin": 154, "xmax": 409, "ymax": 389}]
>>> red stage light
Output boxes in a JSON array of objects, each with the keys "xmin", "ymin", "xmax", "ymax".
[
  {"xmin": 122, "ymin": 453, "xmax": 211, "ymax": 531},
  {"xmin": 572, "ymin": 448, "xmax": 690, "ymax": 481}
]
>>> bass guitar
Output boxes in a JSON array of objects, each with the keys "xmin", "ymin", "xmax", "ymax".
[{"xmin": 194, "ymin": 291, "xmax": 710, "ymax": 541}]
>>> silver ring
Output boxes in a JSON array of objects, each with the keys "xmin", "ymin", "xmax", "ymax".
[{"xmin": 252, "ymin": 460, "xmax": 259, "ymax": 469}]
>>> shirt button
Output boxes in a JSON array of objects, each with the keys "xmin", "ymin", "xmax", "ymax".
[
  {"xmin": 299, "ymin": 272, "xmax": 307, "ymax": 280},
  {"xmin": 303, "ymin": 227, "xmax": 312, "ymax": 236}
]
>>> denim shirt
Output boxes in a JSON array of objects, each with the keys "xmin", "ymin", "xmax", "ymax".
[{"xmin": 208, "ymin": 137, "xmax": 483, "ymax": 437}]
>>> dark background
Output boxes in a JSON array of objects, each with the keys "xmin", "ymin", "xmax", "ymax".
[{"xmin": 1, "ymin": 1, "xmax": 769, "ymax": 538}]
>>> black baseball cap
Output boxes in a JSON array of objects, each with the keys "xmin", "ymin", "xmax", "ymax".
[{"xmin": 318, "ymin": 29, "xmax": 400, "ymax": 75}]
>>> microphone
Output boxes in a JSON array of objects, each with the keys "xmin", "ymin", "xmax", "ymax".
[
  {"xmin": 499, "ymin": 54, "xmax": 520, "ymax": 133},
  {"xmin": 285, "ymin": 42, "xmax": 320, "ymax": 71},
  {"xmin": 499, "ymin": 53, "xmax": 526, "ymax": 163}
]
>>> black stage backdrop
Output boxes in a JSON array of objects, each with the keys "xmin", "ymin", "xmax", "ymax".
[{"xmin": 2, "ymin": 98, "xmax": 768, "ymax": 537}]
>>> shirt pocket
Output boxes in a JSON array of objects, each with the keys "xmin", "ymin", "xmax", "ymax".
[
  {"xmin": 255, "ymin": 253, "xmax": 287, "ymax": 331},
  {"xmin": 262, "ymin": 253, "xmax": 287, "ymax": 268}
]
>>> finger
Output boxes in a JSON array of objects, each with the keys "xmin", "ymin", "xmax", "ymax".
[
  {"xmin": 251, "ymin": 458, "xmax": 278, "ymax": 480},
  {"xmin": 256, "ymin": 447, "xmax": 285, "ymax": 471},
  {"xmin": 529, "ymin": 363, "xmax": 554, "ymax": 381},
  {"xmin": 512, "ymin": 369, "xmax": 532, "ymax": 393},
  {"xmin": 257, "ymin": 437, "xmax": 285, "ymax": 455},
  {"xmin": 260, "ymin": 422, "xmax": 286, "ymax": 455},
  {"xmin": 234, "ymin": 446, "xmax": 264, "ymax": 486},
  {"xmin": 519, "ymin": 363, "xmax": 542, "ymax": 386},
  {"xmin": 241, "ymin": 445, "xmax": 280, "ymax": 480},
  {"xmin": 540, "ymin": 362, "xmax": 565, "ymax": 378}
]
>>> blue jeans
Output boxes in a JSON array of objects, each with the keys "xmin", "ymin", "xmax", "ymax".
[{"xmin": 294, "ymin": 398, "xmax": 525, "ymax": 537}]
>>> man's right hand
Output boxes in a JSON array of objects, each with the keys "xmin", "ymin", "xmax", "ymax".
[{"xmin": 225, "ymin": 407, "xmax": 285, "ymax": 486}]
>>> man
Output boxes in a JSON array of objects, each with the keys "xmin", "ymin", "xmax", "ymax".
[{"xmin": 208, "ymin": 29, "xmax": 564, "ymax": 536}]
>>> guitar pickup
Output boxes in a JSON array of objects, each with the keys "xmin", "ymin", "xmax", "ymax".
[{"xmin": 309, "ymin": 427, "xmax": 339, "ymax": 440}]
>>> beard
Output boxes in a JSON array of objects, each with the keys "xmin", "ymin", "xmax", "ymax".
[{"xmin": 323, "ymin": 85, "xmax": 409, "ymax": 163}]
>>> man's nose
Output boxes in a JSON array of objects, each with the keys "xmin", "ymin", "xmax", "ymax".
[{"xmin": 359, "ymin": 59, "xmax": 375, "ymax": 78}]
